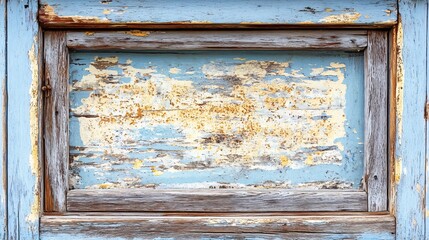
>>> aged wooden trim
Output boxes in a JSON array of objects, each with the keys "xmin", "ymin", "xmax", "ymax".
[
  {"xmin": 67, "ymin": 189, "xmax": 367, "ymax": 212},
  {"xmin": 66, "ymin": 30, "xmax": 368, "ymax": 51},
  {"xmin": 388, "ymin": 27, "xmax": 398, "ymax": 215},
  {"xmin": 364, "ymin": 31, "xmax": 388, "ymax": 212},
  {"xmin": 43, "ymin": 31, "xmax": 69, "ymax": 212},
  {"xmin": 40, "ymin": 215, "xmax": 395, "ymax": 238},
  {"xmin": 39, "ymin": 0, "xmax": 397, "ymax": 29}
]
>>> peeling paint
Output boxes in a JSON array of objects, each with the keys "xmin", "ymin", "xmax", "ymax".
[
  {"xmin": 395, "ymin": 158, "xmax": 402, "ymax": 184},
  {"xmin": 41, "ymin": 4, "xmax": 111, "ymax": 23},
  {"xmin": 27, "ymin": 40, "xmax": 40, "ymax": 222},
  {"xmin": 320, "ymin": 12, "xmax": 362, "ymax": 23},
  {"xmin": 396, "ymin": 18, "xmax": 404, "ymax": 143},
  {"xmin": 68, "ymin": 51, "xmax": 364, "ymax": 190},
  {"xmin": 124, "ymin": 30, "xmax": 150, "ymax": 37}
]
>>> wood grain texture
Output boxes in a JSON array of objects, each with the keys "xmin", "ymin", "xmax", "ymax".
[
  {"xmin": 67, "ymin": 189, "xmax": 367, "ymax": 212},
  {"xmin": 7, "ymin": 0, "xmax": 41, "ymax": 239},
  {"xmin": 66, "ymin": 30, "xmax": 368, "ymax": 51},
  {"xmin": 395, "ymin": 0, "xmax": 427, "ymax": 239},
  {"xmin": 43, "ymin": 31, "xmax": 68, "ymax": 212},
  {"xmin": 0, "ymin": 0, "xmax": 6, "ymax": 239},
  {"xmin": 40, "ymin": 215, "xmax": 395, "ymax": 239},
  {"xmin": 364, "ymin": 31, "xmax": 388, "ymax": 212},
  {"xmin": 39, "ymin": 0, "xmax": 397, "ymax": 29}
]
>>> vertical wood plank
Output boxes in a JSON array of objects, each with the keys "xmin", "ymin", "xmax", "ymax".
[
  {"xmin": 0, "ymin": 0, "xmax": 6, "ymax": 239},
  {"xmin": 7, "ymin": 0, "xmax": 41, "ymax": 239},
  {"xmin": 388, "ymin": 26, "xmax": 398, "ymax": 215},
  {"xmin": 426, "ymin": 1, "xmax": 429, "ymax": 239},
  {"xmin": 365, "ymin": 31, "xmax": 388, "ymax": 212},
  {"xmin": 396, "ymin": 0, "xmax": 427, "ymax": 239},
  {"xmin": 43, "ymin": 31, "xmax": 68, "ymax": 212}
]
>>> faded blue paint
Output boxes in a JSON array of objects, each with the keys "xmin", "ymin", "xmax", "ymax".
[
  {"xmin": 396, "ymin": 0, "xmax": 427, "ymax": 239},
  {"xmin": 0, "ymin": 0, "xmax": 5, "ymax": 239},
  {"xmin": 40, "ymin": 0, "xmax": 397, "ymax": 25},
  {"xmin": 7, "ymin": 0, "xmax": 40, "ymax": 239},
  {"xmin": 69, "ymin": 51, "xmax": 364, "ymax": 189}
]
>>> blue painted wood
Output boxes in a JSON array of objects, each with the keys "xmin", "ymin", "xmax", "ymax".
[
  {"xmin": 426, "ymin": 1, "xmax": 429, "ymax": 239},
  {"xmin": 396, "ymin": 0, "xmax": 427, "ymax": 239},
  {"xmin": 39, "ymin": 0, "xmax": 397, "ymax": 27},
  {"xmin": 68, "ymin": 51, "xmax": 365, "ymax": 190},
  {"xmin": 0, "ymin": 0, "xmax": 6, "ymax": 239},
  {"xmin": 7, "ymin": 0, "xmax": 40, "ymax": 239}
]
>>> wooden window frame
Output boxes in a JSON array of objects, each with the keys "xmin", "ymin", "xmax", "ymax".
[{"xmin": 43, "ymin": 30, "xmax": 388, "ymax": 214}]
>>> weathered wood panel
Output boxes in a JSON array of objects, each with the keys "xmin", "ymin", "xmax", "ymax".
[
  {"xmin": 7, "ymin": 0, "xmax": 41, "ymax": 239},
  {"xmin": 39, "ymin": 0, "xmax": 397, "ymax": 28},
  {"xmin": 66, "ymin": 30, "xmax": 368, "ymax": 51},
  {"xmin": 67, "ymin": 189, "xmax": 367, "ymax": 212},
  {"xmin": 0, "ymin": 0, "xmax": 6, "ymax": 239},
  {"xmin": 43, "ymin": 31, "xmax": 68, "ymax": 212},
  {"xmin": 395, "ymin": 0, "xmax": 427, "ymax": 239},
  {"xmin": 69, "ymin": 51, "xmax": 365, "ymax": 191},
  {"xmin": 40, "ymin": 215, "xmax": 395, "ymax": 239},
  {"xmin": 365, "ymin": 31, "xmax": 388, "ymax": 212}
]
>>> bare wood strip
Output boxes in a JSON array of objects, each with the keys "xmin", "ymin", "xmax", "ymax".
[
  {"xmin": 43, "ymin": 31, "xmax": 69, "ymax": 212},
  {"xmin": 365, "ymin": 31, "xmax": 388, "ymax": 211},
  {"xmin": 67, "ymin": 189, "xmax": 367, "ymax": 212},
  {"xmin": 40, "ymin": 215, "xmax": 395, "ymax": 237},
  {"xmin": 66, "ymin": 30, "xmax": 368, "ymax": 51}
]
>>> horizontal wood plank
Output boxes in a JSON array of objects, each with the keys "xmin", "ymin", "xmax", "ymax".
[
  {"xmin": 40, "ymin": 215, "xmax": 395, "ymax": 239},
  {"xmin": 39, "ymin": 0, "xmax": 397, "ymax": 29},
  {"xmin": 67, "ymin": 189, "xmax": 367, "ymax": 212},
  {"xmin": 66, "ymin": 30, "xmax": 368, "ymax": 51}
]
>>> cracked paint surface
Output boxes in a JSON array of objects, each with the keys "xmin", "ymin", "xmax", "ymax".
[{"xmin": 68, "ymin": 51, "xmax": 364, "ymax": 190}]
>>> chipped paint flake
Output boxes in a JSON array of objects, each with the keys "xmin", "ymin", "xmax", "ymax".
[
  {"xmin": 320, "ymin": 12, "xmax": 361, "ymax": 23},
  {"xmin": 124, "ymin": 30, "xmax": 150, "ymax": 37},
  {"xmin": 169, "ymin": 67, "xmax": 181, "ymax": 74},
  {"xmin": 133, "ymin": 159, "xmax": 143, "ymax": 169}
]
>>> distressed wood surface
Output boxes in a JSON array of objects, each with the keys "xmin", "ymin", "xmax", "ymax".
[
  {"xmin": 365, "ymin": 31, "xmax": 388, "ymax": 212},
  {"xmin": 7, "ymin": 0, "xmax": 41, "ymax": 239},
  {"xmin": 43, "ymin": 31, "xmax": 68, "ymax": 212},
  {"xmin": 39, "ymin": 0, "xmax": 397, "ymax": 28},
  {"xmin": 40, "ymin": 215, "xmax": 395, "ymax": 239},
  {"xmin": 0, "ymin": 0, "xmax": 6, "ymax": 239},
  {"xmin": 388, "ymin": 26, "xmax": 397, "ymax": 217},
  {"xmin": 395, "ymin": 0, "xmax": 427, "ymax": 239},
  {"xmin": 66, "ymin": 30, "xmax": 368, "ymax": 51},
  {"xmin": 68, "ymin": 51, "xmax": 365, "ymax": 191},
  {"xmin": 67, "ymin": 189, "xmax": 367, "ymax": 212}
]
